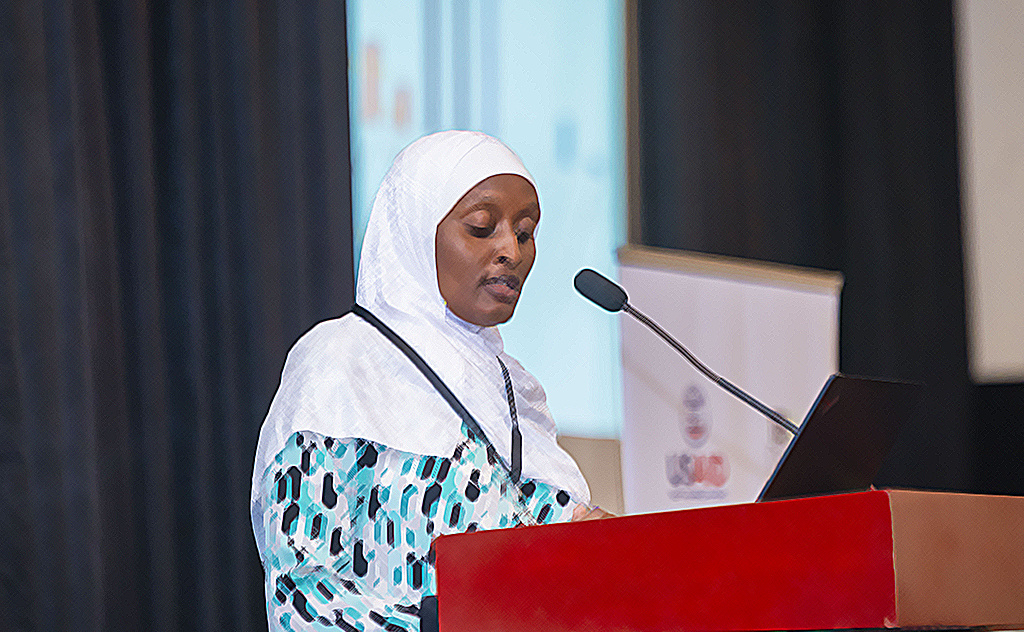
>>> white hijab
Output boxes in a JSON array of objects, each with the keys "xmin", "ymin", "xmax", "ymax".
[{"xmin": 252, "ymin": 132, "xmax": 590, "ymax": 535}]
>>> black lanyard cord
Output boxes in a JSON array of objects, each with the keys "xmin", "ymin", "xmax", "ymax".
[
  {"xmin": 496, "ymin": 356, "xmax": 522, "ymax": 483},
  {"xmin": 351, "ymin": 304, "xmax": 523, "ymax": 485}
]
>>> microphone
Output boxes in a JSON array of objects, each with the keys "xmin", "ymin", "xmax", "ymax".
[
  {"xmin": 574, "ymin": 268, "xmax": 627, "ymax": 311},
  {"xmin": 574, "ymin": 268, "xmax": 799, "ymax": 435}
]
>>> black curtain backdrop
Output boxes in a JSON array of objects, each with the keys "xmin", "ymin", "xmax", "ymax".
[
  {"xmin": 975, "ymin": 383, "xmax": 1024, "ymax": 495},
  {"xmin": 636, "ymin": 0, "xmax": 987, "ymax": 492},
  {"xmin": 1, "ymin": 2, "xmax": 353, "ymax": 630}
]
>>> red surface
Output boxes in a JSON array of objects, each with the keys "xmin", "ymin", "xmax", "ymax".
[{"xmin": 435, "ymin": 491, "xmax": 898, "ymax": 632}]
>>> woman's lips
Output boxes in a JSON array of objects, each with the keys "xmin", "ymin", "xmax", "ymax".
[{"xmin": 482, "ymin": 275, "xmax": 520, "ymax": 303}]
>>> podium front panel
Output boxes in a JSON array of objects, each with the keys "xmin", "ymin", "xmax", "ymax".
[
  {"xmin": 435, "ymin": 492, "xmax": 897, "ymax": 632},
  {"xmin": 436, "ymin": 490, "xmax": 1024, "ymax": 631}
]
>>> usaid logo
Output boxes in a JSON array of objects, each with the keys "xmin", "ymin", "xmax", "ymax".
[
  {"xmin": 665, "ymin": 454, "xmax": 729, "ymax": 488},
  {"xmin": 680, "ymin": 384, "xmax": 711, "ymax": 448},
  {"xmin": 665, "ymin": 383, "xmax": 730, "ymax": 498}
]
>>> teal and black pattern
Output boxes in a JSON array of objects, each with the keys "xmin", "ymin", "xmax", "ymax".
[{"xmin": 256, "ymin": 424, "xmax": 578, "ymax": 631}]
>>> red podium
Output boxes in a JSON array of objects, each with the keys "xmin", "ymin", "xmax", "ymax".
[{"xmin": 434, "ymin": 490, "xmax": 1024, "ymax": 631}]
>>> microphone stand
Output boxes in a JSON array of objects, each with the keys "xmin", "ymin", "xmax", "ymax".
[{"xmin": 622, "ymin": 303, "xmax": 800, "ymax": 435}]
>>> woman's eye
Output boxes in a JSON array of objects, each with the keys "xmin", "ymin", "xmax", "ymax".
[
  {"xmin": 468, "ymin": 225, "xmax": 492, "ymax": 237},
  {"xmin": 516, "ymin": 230, "xmax": 533, "ymax": 244}
]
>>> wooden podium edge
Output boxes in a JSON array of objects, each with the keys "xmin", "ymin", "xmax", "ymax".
[{"xmin": 887, "ymin": 489, "xmax": 1024, "ymax": 629}]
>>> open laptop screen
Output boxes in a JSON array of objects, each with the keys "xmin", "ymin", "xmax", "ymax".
[{"xmin": 758, "ymin": 374, "xmax": 923, "ymax": 502}]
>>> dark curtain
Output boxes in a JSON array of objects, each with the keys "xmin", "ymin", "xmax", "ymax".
[
  {"xmin": 975, "ymin": 383, "xmax": 1024, "ymax": 495},
  {"xmin": 637, "ymin": 0, "xmax": 977, "ymax": 491},
  {"xmin": 1, "ymin": 2, "xmax": 353, "ymax": 630}
]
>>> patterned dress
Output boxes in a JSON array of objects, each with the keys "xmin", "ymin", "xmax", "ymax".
[{"xmin": 255, "ymin": 422, "xmax": 579, "ymax": 631}]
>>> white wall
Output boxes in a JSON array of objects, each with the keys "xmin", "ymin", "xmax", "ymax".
[{"xmin": 955, "ymin": 0, "xmax": 1024, "ymax": 383}]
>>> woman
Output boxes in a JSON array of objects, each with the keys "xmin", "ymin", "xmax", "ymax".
[{"xmin": 251, "ymin": 131, "xmax": 605, "ymax": 631}]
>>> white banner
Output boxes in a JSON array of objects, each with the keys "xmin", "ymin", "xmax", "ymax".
[{"xmin": 619, "ymin": 247, "xmax": 842, "ymax": 514}]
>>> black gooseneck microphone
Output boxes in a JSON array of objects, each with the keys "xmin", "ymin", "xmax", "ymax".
[{"xmin": 574, "ymin": 268, "xmax": 799, "ymax": 435}]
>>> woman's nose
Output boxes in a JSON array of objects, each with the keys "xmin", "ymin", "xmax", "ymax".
[{"xmin": 494, "ymin": 226, "xmax": 522, "ymax": 267}]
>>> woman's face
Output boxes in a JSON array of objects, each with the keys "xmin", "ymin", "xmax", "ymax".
[{"xmin": 435, "ymin": 174, "xmax": 540, "ymax": 327}]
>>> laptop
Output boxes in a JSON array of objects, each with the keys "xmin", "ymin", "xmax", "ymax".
[{"xmin": 757, "ymin": 373, "xmax": 923, "ymax": 502}]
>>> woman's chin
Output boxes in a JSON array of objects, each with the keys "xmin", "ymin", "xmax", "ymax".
[{"xmin": 456, "ymin": 300, "xmax": 517, "ymax": 328}]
